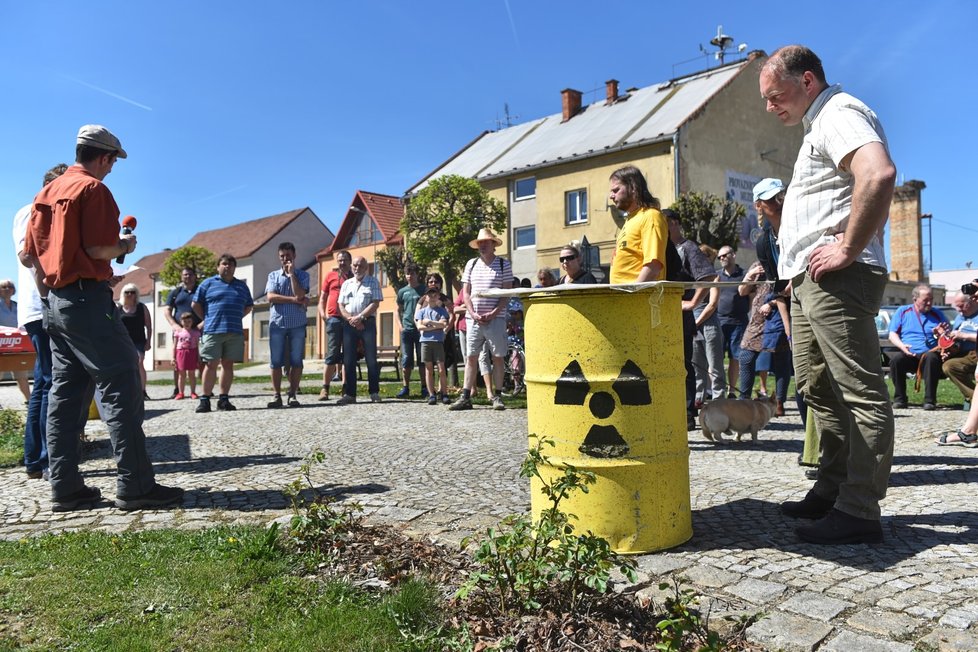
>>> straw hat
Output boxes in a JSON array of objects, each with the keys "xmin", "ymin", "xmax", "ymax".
[{"xmin": 469, "ymin": 227, "xmax": 502, "ymax": 249}]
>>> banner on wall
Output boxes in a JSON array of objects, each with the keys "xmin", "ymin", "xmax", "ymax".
[{"xmin": 725, "ymin": 170, "xmax": 762, "ymax": 248}]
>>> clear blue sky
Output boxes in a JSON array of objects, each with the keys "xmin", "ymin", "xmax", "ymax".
[{"xmin": 2, "ymin": 1, "xmax": 976, "ymax": 293}]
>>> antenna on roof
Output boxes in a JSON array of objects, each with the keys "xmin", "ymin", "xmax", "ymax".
[
  {"xmin": 492, "ymin": 103, "xmax": 520, "ymax": 130},
  {"xmin": 704, "ymin": 25, "xmax": 746, "ymax": 66}
]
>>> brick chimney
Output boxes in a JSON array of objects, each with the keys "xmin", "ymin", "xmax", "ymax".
[
  {"xmin": 561, "ymin": 88, "xmax": 582, "ymax": 122},
  {"xmin": 605, "ymin": 79, "xmax": 619, "ymax": 104},
  {"xmin": 888, "ymin": 180, "xmax": 926, "ymax": 281}
]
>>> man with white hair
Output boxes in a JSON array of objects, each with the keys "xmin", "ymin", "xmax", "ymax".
[{"xmin": 940, "ymin": 287, "xmax": 978, "ymax": 406}]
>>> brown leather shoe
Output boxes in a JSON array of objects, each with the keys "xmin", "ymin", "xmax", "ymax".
[{"xmin": 775, "ymin": 401, "xmax": 785, "ymax": 417}]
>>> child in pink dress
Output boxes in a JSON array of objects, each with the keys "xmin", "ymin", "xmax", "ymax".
[{"xmin": 173, "ymin": 312, "xmax": 201, "ymax": 399}]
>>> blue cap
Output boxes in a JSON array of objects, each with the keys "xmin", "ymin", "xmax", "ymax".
[{"xmin": 752, "ymin": 178, "xmax": 784, "ymax": 202}]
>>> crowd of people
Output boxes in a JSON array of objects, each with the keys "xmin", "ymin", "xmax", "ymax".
[{"xmin": 8, "ymin": 45, "xmax": 975, "ymax": 549}]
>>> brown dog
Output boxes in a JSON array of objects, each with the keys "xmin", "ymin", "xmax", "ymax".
[{"xmin": 699, "ymin": 396, "xmax": 778, "ymax": 443}]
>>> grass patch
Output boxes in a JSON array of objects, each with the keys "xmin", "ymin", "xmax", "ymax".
[
  {"xmin": 0, "ymin": 409, "xmax": 24, "ymax": 468},
  {"xmin": 0, "ymin": 526, "xmax": 443, "ymax": 651}
]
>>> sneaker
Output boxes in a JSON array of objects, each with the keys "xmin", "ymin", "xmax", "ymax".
[
  {"xmin": 115, "ymin": 484, "xmax": 185, "ymax": 511},
  {"xmin": 318, "ymin": 386, "xmax": 330, "ymax": 401},
  {"xmin": 782, "ymin": 489, "xmax": 835, "ymax": 520},
  {"xmin": 174, "ymin": 392, "xmax": 185, "ymax": 400},
  {"xmin": 267, "ymin": 396, "xmax": 283, "ymax": 409},
  {"xmin": 441, "ymin": 393, "xmax": 451, "ymax": 405},
  {"xmin": 395, "ymin": 387, "xmax": 410, "ymax": 399},
  {"xmin": 216, "ymin": 397, "xmax": 236, "ymax": 411},
  {"xmin": 170, "ymin": 387, "xmax": 180, "ymax": 398},
  {"xmin": 891, "ymin": 399, "xmax": 907, "ymax": 409},
  {"xmin": 420, "ymin": 388, "xmax": 429, "ymax": 400},
  {"xmin": 331, "ymin": 373, "xmax": 341, "ymax": 382},
  {"xmin": 796, "ymin": 508, "xmax": 883, "ymax": 545},
  {"xmin": 491, "ymin": 395, "xmax": 506, "ymax": 411},
  {"xmin": 370, "ymin": 393, "xmax": 382, "ymax": 403},
  {"xmin": 190, "ymin": 392, "xmax": 199, "ymax": 400},
  {"xmin": 195, "ymin": 398, "xmax": 211, "ymax": 413},
  {"xmin": 336, "ymin": 395, "xmax": 356, "ymax": 406},
  {"xmin": 287, "ymin": 395, "xmax": 300, "ymax": 408},
  {"xmin": 26, "ymin": 469, "xmax": 45, "ymax": 480},
  {"xmin": 427, "ymin": 395, "xmax": 437, "ymax": 405},
  {"xmin": 52, "ymin": 485, "xmax": 102, "ymax": 512},
  {"xmin": 449, "ymin": 395, "xmax": 473, "ymax": 411},
  {"xmin": 923, "ymin": 402, "xmax": 936, "ymax": 411}
]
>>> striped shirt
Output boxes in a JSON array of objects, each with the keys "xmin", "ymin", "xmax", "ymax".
[
  {"xmin": 338, "ymin": 274, "xmax": 383, "ymax": 316},
  {"xmin": 193, "ymin": 275, "xmax": 253, "ymax": 335},
  {"xmin": 462, "ymin": 255, "xmax": 512, "ymax": 320},
  {"xmin": 266, "ymin": 267, "xmax": 311, "ymax": 329},
  {"xmin": 779, "ymin": 85, "xmax": 889, "ymax": 279}
]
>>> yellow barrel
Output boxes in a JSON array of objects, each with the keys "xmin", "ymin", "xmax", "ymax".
[
  {"xmin": 88, "ymin": 399, "xmax": 100, "ymax": 421},
  {"xmin": 524, "ymin": 284, "xmax": 691, "ymax": 554}
]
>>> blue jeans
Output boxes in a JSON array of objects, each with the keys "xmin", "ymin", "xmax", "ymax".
[
  {"xmin": 343, "ymin": 318, "xmax": 379, "ymax": 397},
  {"xmin": 24, "ymin": 319, "xmax": 51, "ymax": 473},
  {"xmin": 324, "ymin": 317, "xmax": 343, "ymax": 364},
  {"xmin": 269, "ymin": 324, "xmax": 305, "ymax": 369},
  {"xmin": 400, "ymin": 328, "xmax": 421, "ymax": 370}
]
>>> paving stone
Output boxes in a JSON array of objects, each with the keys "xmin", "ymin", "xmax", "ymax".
[
  {"xmin": 820, "ymin": 630, "xmax": 913, "ymax": 652},
  {"xmin": 937, "ymin": 609, "xmax": 975, "ymax": 629},
  {"xmin": 780, "ymin": 591, "xmax": 853, "ymax": 621},
  {"xmin": 726, "ymin": 577, "xmax": 787, "ymax": 604},
  {"xmin": 679, "ymin": 564, "xmax": 740, "ymax": 588},
  {"xmin": 846, "ymin": 608, "xmax": 918, "ymax": 638},
  {"xmin": 635, "ymin": 554, "xmax": 691, "ymax": 576},
  {"xmin": 745, "ymin": 611, "xmax": 832, "ymax": 651},
  {"xmin": 918, "ymin": 628, "xmax": 978, "ymax": 651}
]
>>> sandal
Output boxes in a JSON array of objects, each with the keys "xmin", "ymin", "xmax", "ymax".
[{"xmin": 935, "ymin": 430, "xmax": 978, "ymax": 448}]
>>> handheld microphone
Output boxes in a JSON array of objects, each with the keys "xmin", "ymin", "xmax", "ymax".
[{"xmin": 116, "ymin": 215, "xmax": 138, "ymax": 264}]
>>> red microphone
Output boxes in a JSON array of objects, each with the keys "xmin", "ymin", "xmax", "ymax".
[{"xmin": 116, "ymin": 215, "xmax": 138, "ymax": 264}]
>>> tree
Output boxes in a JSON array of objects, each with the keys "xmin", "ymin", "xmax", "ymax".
[
  {"xmin": 374, "ymin": 245, "xmax": 411, "ymax": 291},
  {"xmin": 668, "ymin": 191, "xmax": 746, "ymax": 251},
  {"xmin": 402, "ymin": 175, "xmax": 507, "ymax": 297},
  {"xmin": 158, "ymin": 245, "xmax": 218, "ymax": 291}
]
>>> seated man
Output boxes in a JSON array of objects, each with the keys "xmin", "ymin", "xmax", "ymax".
[
  {"xmin": 942, "ymin": 286, "xmax": 978, "ymax": 405},
  {"xmin": 888, "ymin": 283, "xmax": 949, "ymax": 410}
]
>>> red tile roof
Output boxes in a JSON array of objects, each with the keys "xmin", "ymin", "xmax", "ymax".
[
  {"xmin": 184, "ymin": 208, "xmax": 307, "ymax": 259},
  {"xmin": 317, "ymin": 191, "xmax": 404, "ymax": 258}
]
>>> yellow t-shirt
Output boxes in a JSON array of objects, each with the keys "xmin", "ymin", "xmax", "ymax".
[{"xmin": 609, "ymin": 206, "xmax": 668, "ymax": 283}]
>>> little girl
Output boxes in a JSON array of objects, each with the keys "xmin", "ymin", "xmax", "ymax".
[{"xmin": 173, "ymin": 312, "xmax": 201, "ymax": 399}]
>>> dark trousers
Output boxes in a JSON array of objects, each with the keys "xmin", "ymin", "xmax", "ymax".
[
  {"xmin": 46, "ymin": 282, "xmax": 156, "ymax": 500},
  {"xmin": 682, "ymin": 310, "xmax": 696, "ymax": 414},
  {"xmin": 889, "ymin": 349, "xmax": 943, "ymax": 404}
]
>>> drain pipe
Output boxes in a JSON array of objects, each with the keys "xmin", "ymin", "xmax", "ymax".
[{"xmin": 672, "ymin": 131, "xmax": 681, "ymax": 201}]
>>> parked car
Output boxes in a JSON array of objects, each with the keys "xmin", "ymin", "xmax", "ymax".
[{"xmin": 876, "ymin": 305, "xmax": 956, "ymax": 367}]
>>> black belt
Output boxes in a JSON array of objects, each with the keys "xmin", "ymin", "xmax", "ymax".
[{"xmin": 52, "ymin": 278, "xmax": 107, "ymax": 292}]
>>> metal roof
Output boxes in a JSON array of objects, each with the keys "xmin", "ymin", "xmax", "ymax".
[{"xmin": 410, "ymin": 62, "xmax": 746, "ymax": 192}]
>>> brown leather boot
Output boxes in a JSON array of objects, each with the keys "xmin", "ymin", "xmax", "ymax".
[{"xmin": 775, "ymin": 400, "xmax": 785, "ymax": 417}]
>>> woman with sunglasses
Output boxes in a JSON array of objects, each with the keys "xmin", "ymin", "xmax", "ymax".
[
  {"xmin": 118, "ymin": 283, "xmax": 152, "ymax": 398},
  {"xmin": 557, "ymin": 244, "xmax": 596, "ymax": 284}
]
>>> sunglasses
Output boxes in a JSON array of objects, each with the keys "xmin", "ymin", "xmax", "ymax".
[
  {"xmin": 124, "ymin": 291, "xmax": 136, "ymax": 295},
  {"xmin": 559, "ymin": 255, "xmax": 577, "ymax": 263}
]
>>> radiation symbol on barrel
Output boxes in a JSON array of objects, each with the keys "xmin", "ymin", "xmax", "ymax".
[{"xmin": 554, "ymin": 359, "xmax": 651, "ymax": 459}]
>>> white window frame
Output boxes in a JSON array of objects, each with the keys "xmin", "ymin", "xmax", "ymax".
[
  {"xmin": 566, "ymin": 189, "xmax": 588, "ymax": 225},
  {"xmin": 514, "ymin": 177, "xmax": 536, "ymax": 201},
  {"xmin": 513, "ymin": 225, "xmax": 536, "ymax": 249}
]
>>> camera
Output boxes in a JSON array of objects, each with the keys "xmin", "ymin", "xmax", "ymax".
[{"xmin": 962, "ymin": 282, "xmax": 978, "ymax": 296}]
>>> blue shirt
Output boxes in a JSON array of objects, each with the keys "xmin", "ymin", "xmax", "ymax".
[
  {"xmin": 266, "ymin": 267, "xmax": 310, "ymax": 329},
  {"xmin": 417, "ymin": 305, "xmax": 449, "ymax": 343},
  {"xmin": 193, "ymin": 275, "xmax": 253, "ymax": 335},
  {"xmin": 889, "ymin": 304, "xmax": 948, "ymax": 355},
  {"xmin": 952, "ymin": 310, "xmax": 978, "ymax": 354},
  {"xmin": 167, "ymin": 284, "xmax": 201, "ymax": 328},
  {"xmin": 0, "ymin": 300, "xmax": 17, "ymax": 329}
]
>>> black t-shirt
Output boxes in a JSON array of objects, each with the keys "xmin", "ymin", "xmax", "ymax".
[
  {"xmin": 717, "ymin": 264, "xmax": 749, "ymax": 325},
  {"xmin": 167, "ymin": 284, "xmax": 201, "ymax": 327}
]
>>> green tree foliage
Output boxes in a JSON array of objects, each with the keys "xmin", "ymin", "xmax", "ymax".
[
  {"xmin": 374, "ymin": 245, "xmax": 410, "ymax": 291},
  {"xmin": 159, "ymin": 246, "xmax": 218, "ymax": 290},
  {"xmin": 402, "ymin": 175, "xmax": 507, "ymax": 296},
  {"xmin": 668, "ymin": 191, "xmax": 746, "ymax": 251}
]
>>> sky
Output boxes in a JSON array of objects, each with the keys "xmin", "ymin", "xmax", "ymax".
[{"xmin": 1, "ymin": 0, "xmax": 976, "ymax": 293}]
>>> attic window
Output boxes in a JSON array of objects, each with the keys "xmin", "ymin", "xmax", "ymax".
[{"xmin": 349, "ymin": 213, "xmax": 383, "ymax": 246}]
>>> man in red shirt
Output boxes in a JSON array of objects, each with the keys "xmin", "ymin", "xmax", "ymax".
[
  {"xmin": 316, "ymin": 250, "xmax": 352, "ymax": 400},
  {"xmin": 22, "ymin": 124, "xmax": 183, "ymax": 512}
]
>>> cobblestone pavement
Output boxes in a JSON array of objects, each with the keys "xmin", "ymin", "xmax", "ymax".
[{"xmin": 2, "ymin": 375, "xmax": 977, "ymax": 651}]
